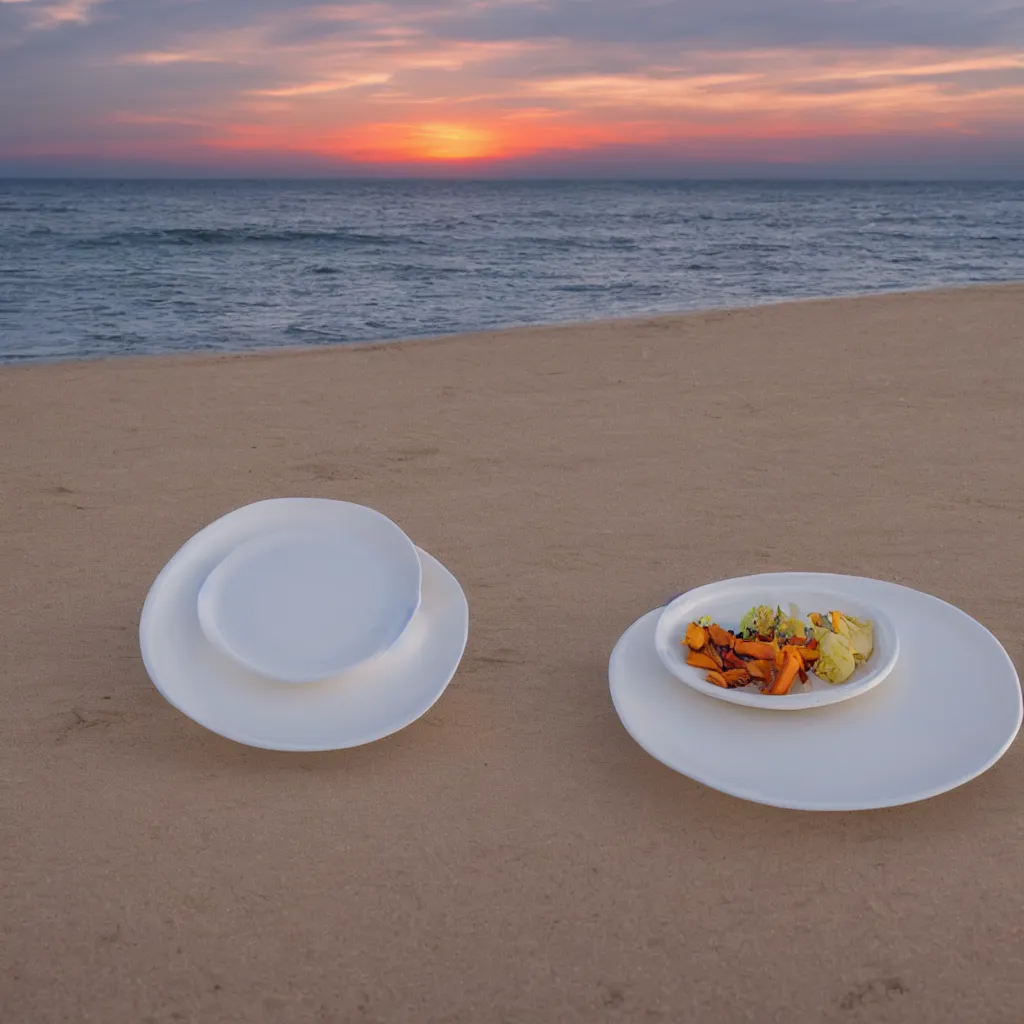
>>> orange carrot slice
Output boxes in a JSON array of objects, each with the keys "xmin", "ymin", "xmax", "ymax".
[
  {"xmin": 734, "ymin": 639, "xmax": 777, "ymax": 660},
  {"xmin": 687, "ymin": 651, "xmax": 720, "ymax": 671},
  {"xmin": 683, "ymin": 622, "xmax": 707, "ymax": 650},
  {"xmin": 769, "ymin": 648, "xmax": 802, "ymax": 696}
]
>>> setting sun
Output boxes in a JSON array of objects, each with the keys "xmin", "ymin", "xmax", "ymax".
[{"xmin": 408, "ymin": 123, "xmax": 501, "ymax": 161}]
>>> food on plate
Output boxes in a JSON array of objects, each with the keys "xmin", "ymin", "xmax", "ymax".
[
  {"xmin": 686, "ymin": 650, "xmax": 721, "ymax": 671},
  {"xmin": 680, "ymin": 604, "xmax": 874, "ymax": 695},
  {"xmin": 835, "ymin": 613, "xmax": 875, "ymax": 660},
  {"xmin": 809, "ymin": 630, "xmax": 856, "ymax": 684},
  {"xmin": 683, "ymin": 622, "xmax": 707, "ymax": 650}
]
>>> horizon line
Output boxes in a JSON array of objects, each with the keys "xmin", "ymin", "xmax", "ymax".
[{"xmin": 2, "ymin": 174, "xmax": 1023, "ymax": 184}]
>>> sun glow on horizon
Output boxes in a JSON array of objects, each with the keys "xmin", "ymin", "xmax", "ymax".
[
  {"xmin": 402, "ymin": 123, "xmax": 502, "ymax": 161},
  {"xmin": 192, "ymin": 114, "xmax": 646, "ymax": 166}
]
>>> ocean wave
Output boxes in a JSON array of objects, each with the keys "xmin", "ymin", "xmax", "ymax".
[
  {"xmin": 0, "ymin": 202, "xmax": 77, "ymax": 214},
  {"xmin": 283, "ymin": 324, "xmax": 346, "ymax": 339},
  {"xmin": 506, "ymin": 235, "xmax": 640, "ymax": 252},
  {"xmin": 726, "ymin": 241, "xmax": 793, "ymax": 252},
  {"xmin": 73, "ymin": 227, "xmax": 421, "ymax": 248},
  {"xmin": 555, "ymin": 281, "xmax": 657, "ymax": 294}
]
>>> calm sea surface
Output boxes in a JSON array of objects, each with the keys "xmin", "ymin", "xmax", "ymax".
[{"xmin": 1, "ymin": 179, "xmax": 1022, "ymax": 364}]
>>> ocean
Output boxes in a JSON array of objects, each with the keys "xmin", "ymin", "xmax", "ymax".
[{"xmin": 1, "ymin": 179, "xmax": 1022, "ymax": 364}]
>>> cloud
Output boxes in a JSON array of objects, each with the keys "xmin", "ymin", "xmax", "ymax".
[
  {"xmin": 0, "ymin": 0, "xmax": 109, "ymax": 30},
  {"xmin": 435, "ymin": 0, "xmax": 1024, "ymax": 49},
  {"xmin": 251, "ymin": 73, "xmax": 393, "ymax": 97}
]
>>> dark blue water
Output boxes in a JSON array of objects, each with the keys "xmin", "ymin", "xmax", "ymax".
[{"xmin": 1, "ymin": 179, "xmax": 1022, "ymax": 364}]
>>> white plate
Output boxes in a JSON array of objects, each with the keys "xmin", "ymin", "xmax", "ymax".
[
  {"xmin": 196, "ymin": 501, "xmax": 421, "ymax": 683},
  {"xmin": 140, "ymin": 502, "xmax": 467, "ymax": 751},
  {"xmin": 654, "ymin": 576, "xmax": 899, "ymax": 709},
  {"xmin": 611, "ymin": 573, "xmax": 1021, "ymax": 810}
]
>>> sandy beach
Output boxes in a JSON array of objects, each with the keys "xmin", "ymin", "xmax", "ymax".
[{"xmin": 2, "ymin": 283, "xmax": 1023, "ymax": 1023}]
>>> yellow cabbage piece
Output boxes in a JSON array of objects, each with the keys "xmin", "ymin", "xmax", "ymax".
[
  {"xmin": 808, "ymin": 624, "xmax": 829, "ymax": 646},
  {"xmin": 814, "ymin": 631, "xmax": 857, "ymax": 684},
  {"xmin": 832, "ymin": 613, "xmax": 874, "ymax": 661}
]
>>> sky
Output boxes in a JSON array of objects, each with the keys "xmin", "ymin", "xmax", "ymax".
[{"xmin": 1, "ymin": 0, "xmax": 1023, "ymax": 178}]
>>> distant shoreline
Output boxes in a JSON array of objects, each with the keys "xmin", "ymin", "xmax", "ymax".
[{"xmin": 3, "ymin": 279, "xmax": 1022, "ymax": 371}]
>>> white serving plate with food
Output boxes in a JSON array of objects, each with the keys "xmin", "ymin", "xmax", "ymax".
[
  {"xmin": 654, "ymin": 575, "xmax": 899, "ymax": 710},
  {"xmin": 613, "ymin": 572, "xmax": 1021, "ymax": 810}
]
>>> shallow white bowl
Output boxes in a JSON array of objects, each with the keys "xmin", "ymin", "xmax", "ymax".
[
  {"xmin": 654, "ymin": 575, "xmax": 899, "ymax": 710},
  {"xmin": 197, "ymin": 515, "xmax": 421, "ymax": 685}
]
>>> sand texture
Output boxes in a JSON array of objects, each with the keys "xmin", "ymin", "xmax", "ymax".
[{"xmin": 2, "ymin": 284, "xmax": 1023, "ymax": 1023}]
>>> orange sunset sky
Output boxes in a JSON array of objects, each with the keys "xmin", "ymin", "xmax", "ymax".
[{"xmin": 1, "ymin": 0, "xmax": 1023, "ymax": 176}]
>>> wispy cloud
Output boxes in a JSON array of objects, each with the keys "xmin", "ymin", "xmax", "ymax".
[
  {"xmin": 526, "ymin": 49, "xmax": 1024, "ymax": 120},
  {"xmin": 1, "ymin": 0, "xmax": 107, "ymax": 29},
  {"xmin": 119, "ymin": 50, "xmax": 232, "ymax": 66},
  {"xmin": 251, "ymin": 73, "xmax": 392, "ymax": 97}
]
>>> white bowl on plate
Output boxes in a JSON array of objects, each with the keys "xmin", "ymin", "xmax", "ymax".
[
  {"xmin": 654, "ymin": 575, "xmax": 899, "ymax": 710},
  {"xmin": 197, "ymin": 515, "xmax": 421, "ymax": 685},
  {"xmin": 141, "ymin": 498, "xmax": 468, "ymax": 750}
]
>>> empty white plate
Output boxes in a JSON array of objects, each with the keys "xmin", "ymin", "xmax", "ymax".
[
  {"xmin": 611, "ymin": 573, "xmax": 1021, "ymax": 810},
  {"xmin": 198, "ymin": 518, "xmax": 421, "ymax": 684},
  {"xmin": 654, "ymin": 575, "xmax": 899, "ymax": 710},
  {"xmin": 140, "ymin": 499, "xmax": 467, "ymax": 750}
]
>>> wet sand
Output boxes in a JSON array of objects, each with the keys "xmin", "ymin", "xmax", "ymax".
[{"xmin": 2, "ymin": 283, "xmax": 1023, "ymax": 1023}]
